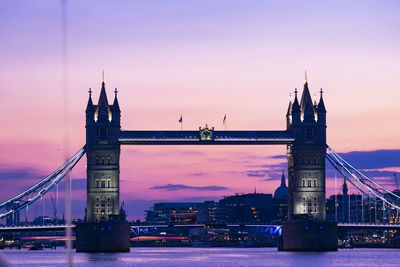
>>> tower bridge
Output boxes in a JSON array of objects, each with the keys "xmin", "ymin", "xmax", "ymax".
[
  {"xmin": 78, "ymin": 75, "xmax": 333, "ymax": 251},
  {"xmin": 1, "ymin": 75, "xmax": 399, "ymax": 252}
]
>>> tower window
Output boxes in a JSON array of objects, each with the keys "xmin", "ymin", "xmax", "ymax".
[
  {"xmin": 101, "ymin": 157, "xmax": 105, "ymax": 165},
  {"xmin": 96, "ymin": 180, "xmax": 99, "ymax": 188},
  {"xmin": 107, "ymin": 157, "xmax": 111, "ymax": 164},
  {"xmin": 101, "ymin": 180, "xmax": 105, "ymax": 188},
  {"xmin": 307, "ymin": 180, "xmax": 311, "ymax": 187},
  {"xmin": 302, "ymin": 180, "xmax": 305, "ymax": 187},
  {"xmin": 313, "ymin": 180, "xmax": 317, "ymax": 187},
  {"xmin": 95, "ymin": 157, "xmax": 99, "ymax": 164},
  {"xmin": 107, "ymin": 180, "xmax": 111, "ymax": 188}
]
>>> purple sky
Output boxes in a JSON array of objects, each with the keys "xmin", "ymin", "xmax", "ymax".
[{"xmin": 1, "ymin": 1, "xmax": 400, "ymax": 221}]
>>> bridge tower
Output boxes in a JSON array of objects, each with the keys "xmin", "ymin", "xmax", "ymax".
[
  {"xmin": 76, "ymin": 78, "xmax": 129, "ymax": 252},
  {"xmin": 281, "ymin": 75, "xmax": 337, "ymax": 251},
  {"xmin": 286, "ymin": 76, "xmax": 326, "ymax": 221},
  {"xmin": 85, "ymin": 80, "xmax": 121, "ymax": 223}
]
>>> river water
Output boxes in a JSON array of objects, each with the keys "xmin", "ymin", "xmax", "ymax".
[{"xmin": 1, "ymin": 247, "xmax": 398, "ymax": 266}]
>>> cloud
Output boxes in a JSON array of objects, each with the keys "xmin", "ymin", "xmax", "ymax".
[
  {"xmin": 336, "ymin": 150, "xmax": 400, "ymax": 169},
  {"xmin": 0, "ymin": 164, "xmax": 44, "ymax": 180},
  {"xmin": 245, "ymin": 161, "xmax": 287, "ymax": 181},
  {"xmin": 192, "ymin": 172, "xmax": 206, "ymax": 176},
  {"xmin": 270, "ymin": 155, "xmax": 286, "ymax": 159},
  {"xmin": 150, "ymin": 184, "xmax": 227, "ymax": 191}
]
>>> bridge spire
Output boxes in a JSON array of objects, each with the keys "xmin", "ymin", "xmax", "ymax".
[
  {"xmin": 98, "ymin": 77, "xmax": 109, "ymax": 108},
  {"xmin": 112, "ymin": 88, "xmax": 121, "ymax": 113},
  {"xmin": 318, "ymin": 88, "xmax": 326, "ymax": 113},
  {"xmin": 85, "ymin": 88, "xmax": 94, "ymax": 113}
]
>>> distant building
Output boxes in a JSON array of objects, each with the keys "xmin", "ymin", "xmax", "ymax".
[
  {"xmin": 145, "ymin": 202, "xmax": 204, "ymax": 224},
  {"xmin": 196, "ymin": 201, "xmax": 217, "ymax": 224},
  {"xmin": 216, "ymin": 193, "xmax": 273, "ymax": 224},
  {"xmin": 325, "ymin": 178, "xmax": 400, "ymax": 223}
]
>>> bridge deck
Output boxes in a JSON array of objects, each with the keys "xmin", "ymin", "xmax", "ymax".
[{"xmin": 119, "ymin": 130, "xmax": 294, "ymax": 145}]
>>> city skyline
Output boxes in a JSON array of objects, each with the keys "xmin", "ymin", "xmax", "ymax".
[{"xmin": 1, "ymin": 0, "xmax": 400, "ymax": 221}]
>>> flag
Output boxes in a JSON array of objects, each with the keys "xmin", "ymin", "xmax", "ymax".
[
  {"xmin": 179, "ymin": 115, "xmax": 182, "ymax": 123},
  {"xmin": 223, "ymin": 114, "xmax": 226, "ymax": 124}
]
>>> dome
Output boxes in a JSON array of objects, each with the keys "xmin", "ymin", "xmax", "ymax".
[{"xmin": 274, "ymin": 171, "xmax": 288, "ymax": 200}]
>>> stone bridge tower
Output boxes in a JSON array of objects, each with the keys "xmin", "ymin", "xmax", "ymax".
[
  {"xmin": 286, "ymin": 75, "xmax": 327, "ymax": 221},
  {"xmin": 85, "ymin": 79, "xmax": 121, "ymax": 223}
]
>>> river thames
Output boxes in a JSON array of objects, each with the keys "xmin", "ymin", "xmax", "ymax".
[{"xmin": 0, "ymin": 247, "xmax": 399, "ymax": 266}]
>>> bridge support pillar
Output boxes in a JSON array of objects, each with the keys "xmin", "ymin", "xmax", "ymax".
[
  {"xmin": 279, "ymin": 220, "xmax": 337, "ymax": 251},
  {"xmin": 75, "ymin": 221, "xmax": 130, "ymax": 252}
]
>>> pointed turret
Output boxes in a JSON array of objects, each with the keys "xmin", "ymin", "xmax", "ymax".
[
  {"xmin": 97, "ymin": 80, "xmax": 110, "ymax": 123},
  {"xmin": 300, "ymin": 72, "xmax": 315, "ymax": 123},
  {"xmin": 111, "ymin": 88, "xmax": 121, "ymax": 125},
  {"xmin": 286, "ymin": 96, "xmax": 293, "ymax": 128},
  {"xmin": 317, "ymin": 89, "xmax": 326, "ymax": 125},
  {"xmin": 300, "ymin": 80, "xmax": 314, "ymax": 114},
  {"xmin": 98, "ymin": 81, "xmax": 109, "ymax": 108},
  {"xmin": 86, "ymin": 88, "xmax": 95, "ymax": 113},
  {"xmin": 291, "ymin": 89, "xmax": 301, "ymax": 124},
  {"xmin": 112, "ymin": 88, "xmax": 121, "ymax": 112},
  {"xmin": 286, "ymin": 100, "xmax": 292, "ymax": 116},
  {"xmin": 317, "ymin": 89, "xmax": 326, "ymax": 113}
]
